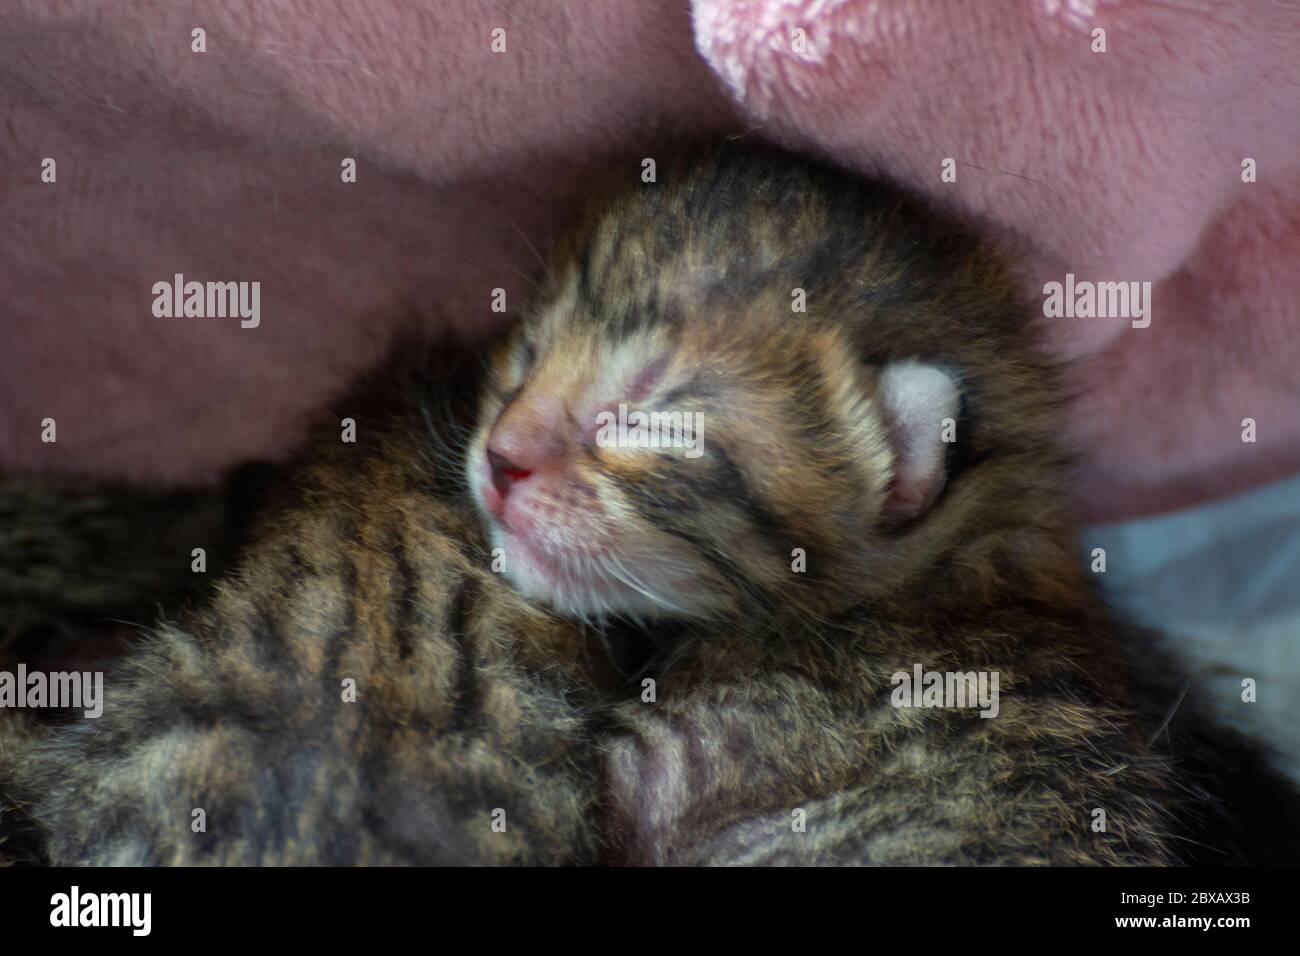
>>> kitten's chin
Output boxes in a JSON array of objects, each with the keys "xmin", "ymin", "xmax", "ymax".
[{"xmin": 488, "ymin": 524, "xmax": 702, "ymax": 622}]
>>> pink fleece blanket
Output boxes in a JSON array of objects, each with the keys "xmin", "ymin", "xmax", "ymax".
[{"xmin": 5, "ymin": 0, "xmax": 1297, "ymax": 521}]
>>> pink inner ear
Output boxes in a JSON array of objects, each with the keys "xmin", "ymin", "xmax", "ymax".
[
  {"xmin": 883, "ymin": 460, "xmax": 946, "ymax": 520},
  {"xmin": 878, "ymin": 361, "xmax": 961, "ymax": 522}
]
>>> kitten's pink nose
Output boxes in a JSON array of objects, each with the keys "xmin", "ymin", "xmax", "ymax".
[
  {"xmin": 485, "ymin": 397, "xmax": 568, "ymax": 500},
  {"xmin": 486, "ymin": 448, "xmax": 533, "ymax": 498}
]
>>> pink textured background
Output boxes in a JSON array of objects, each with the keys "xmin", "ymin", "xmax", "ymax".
[{"xmin": 4, "ymin": 0, "xmax": 1298, "ymax": 521}]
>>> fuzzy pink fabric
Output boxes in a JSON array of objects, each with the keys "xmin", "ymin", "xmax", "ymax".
[{"xmin": 4, "ymin": 0, "xmax": 1297, "ymax": 521}]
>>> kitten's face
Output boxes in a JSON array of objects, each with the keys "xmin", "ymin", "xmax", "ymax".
[{"xmin": 467, "ymin": 267, "xmax": 954, "ymax": 623}]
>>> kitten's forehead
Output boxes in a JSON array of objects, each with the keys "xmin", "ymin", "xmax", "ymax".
[
  {"xmin": 541, "ymin": 198, "xmax": 807, "ymax": 346},
  {"xmin": 539, "ymin": 258, "xmax": 799, "ymax": 362}
]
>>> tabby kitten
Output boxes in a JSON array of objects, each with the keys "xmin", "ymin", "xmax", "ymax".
[
  {"xmin": 466, "ymin": 143, "xmax": 1299, "ymax": 865},
  {"xmin": 4, "ymin": 142, "xmax": 1295, "ymax": 866}
]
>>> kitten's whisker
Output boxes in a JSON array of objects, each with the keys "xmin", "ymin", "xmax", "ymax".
[
  {"xmin": 504, "ymin": 212, "xmax": 554, "ymax": 287},
  {"xmin": 603, "ymin": 553, "xmax": 692, "ymax": 616}
]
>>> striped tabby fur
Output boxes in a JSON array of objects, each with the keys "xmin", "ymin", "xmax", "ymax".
[
  {"xmin": 3, "ymin": 359, "xmax": 620, "ymax": 865},
  {"xmin": 3, "ymin": 141, "xmax": 1296, "ymax": 865}
]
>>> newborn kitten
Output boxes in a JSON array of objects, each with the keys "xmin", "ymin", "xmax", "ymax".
[
  {"xmin": 466, "ymin": 142, "xmax": 1299, "ymax": 865},
  {"xmin": 5, "ymin": 141, "xmax": 1294, "ymax": 866}
]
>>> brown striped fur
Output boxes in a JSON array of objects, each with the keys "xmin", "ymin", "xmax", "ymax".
[
  {"xmin": 3, "ymin": 141, "xmax": 1296, "ymax": 866},
  {"xmin": 3, "ymin": 358, "xmax": 621, "ymax": 865}
]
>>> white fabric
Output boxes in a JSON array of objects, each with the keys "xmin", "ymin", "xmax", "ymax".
[{"xmin": 1086, "ymin": 473, "xmax": 1300, "ymax": 782}]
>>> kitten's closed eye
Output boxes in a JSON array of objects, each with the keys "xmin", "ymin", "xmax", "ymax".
[
  {"xmin": 517, "ymin": 340, "xmax": 537, "ymax": 374},
  {"xmin": 626, "ymin": 357, "xmax": 669, "ymax": 401}
]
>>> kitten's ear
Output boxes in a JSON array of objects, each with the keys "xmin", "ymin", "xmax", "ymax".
[{"xmin": 877, "ymin": 360, "xmax": 961, "ymax": 522}]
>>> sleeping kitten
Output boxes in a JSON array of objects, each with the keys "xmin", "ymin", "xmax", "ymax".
[
  {"xmin": 466, "ymin": 142, "xmax": 1300, "ymax": 865},
  {"xmin": 4, "ymin": 142, "xmax": 1295, "ymax": 865}
]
